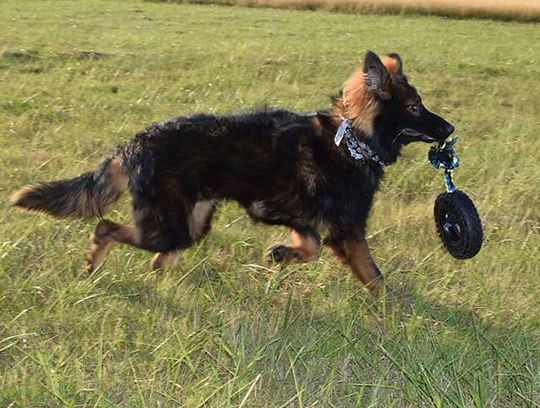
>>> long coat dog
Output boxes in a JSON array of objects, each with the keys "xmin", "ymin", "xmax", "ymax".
[{"xmin": 11, "ymin": 51, "xmax": 454, "ymax": 294}]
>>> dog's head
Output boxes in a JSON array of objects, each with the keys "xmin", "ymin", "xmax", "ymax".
[{"xmin": 337, "ymin": 51, "xmax": 454, "ymax": 146}]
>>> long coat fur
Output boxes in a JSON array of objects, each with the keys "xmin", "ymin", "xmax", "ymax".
[{"xmin": 11, "ymin": 51, "xmax": 455, "ymax": 294}]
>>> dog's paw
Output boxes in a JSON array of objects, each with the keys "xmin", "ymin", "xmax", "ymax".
[
  {"xmin": 84, "ymin": 250, "xmax": 97, "ymax": 275},
  {"xmin": 268, "ymin": 245, "xmax": 293, "ymax": 263},
  {"xmin": 150, "ymin": 251, "xmax": 180, "ymax": 271}
]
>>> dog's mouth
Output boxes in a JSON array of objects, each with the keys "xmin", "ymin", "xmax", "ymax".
[{"xmin": 399, "ymin": 128, "xmax": 438, "ymax": 143}]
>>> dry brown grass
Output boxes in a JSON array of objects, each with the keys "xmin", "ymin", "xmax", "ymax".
[{"xmin": 168, "ymin": 0, "xmax": 540, "ymax": 22}]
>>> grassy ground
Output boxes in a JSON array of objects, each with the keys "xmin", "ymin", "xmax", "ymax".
[
  {"xmin": 1, "ymin": 0, "xmax": 539, "ymax": 406},
  {"xmin": 154, "ymin": 0, "xmax": 540, "ymax": 22}
]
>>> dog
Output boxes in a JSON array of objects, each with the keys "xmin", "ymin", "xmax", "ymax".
[{"xmin": 11, "ymin": 51, "xmax": 454, "ymax": 295}]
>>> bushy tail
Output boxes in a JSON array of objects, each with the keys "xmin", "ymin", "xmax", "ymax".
[{"xmin": 10, "ymin": 156, "xmax": 128, "ymax": 219}]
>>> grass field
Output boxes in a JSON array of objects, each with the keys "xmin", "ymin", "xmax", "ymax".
[
  {"xmin": 157, "ymin": 0, "xmax": 540, "ymax": 22},
  {"xmin": 1, "ymin": 0, "xmax": 539, "ymax": 406}
]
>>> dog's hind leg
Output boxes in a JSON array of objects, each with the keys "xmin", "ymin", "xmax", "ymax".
[
  {"xmin": 85, "ymin": 219, "xmax": 139, "ymax": 273},
  {"xmin": 86, "ymin": 204, "xmax": 194, "ymax": 273},
  {"xmin": 269, "ymin": 229, "xmax": 320, "ymax": 263},
  {"xmin": 323, "ymin": 237, "xmax": 348, "ymax": 263},
  {"xmin": 325, "ymin": 237, "xmax": 384, "ymax": 295},
  {"xmin": 151, "ymin": 200, "xmax": 217, "ymax": 271},
  {"xmin": 151, "ymin": 251, "xmax": 181, "ymax": 271},
  {"xmin": 188, "ymin": 200, "xmax": 217, "ymax": 242}
]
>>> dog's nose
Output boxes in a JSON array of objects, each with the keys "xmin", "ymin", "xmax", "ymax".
[{"xmin": 443, "ymin": 123, "xmax": 455, "ymax": 137}]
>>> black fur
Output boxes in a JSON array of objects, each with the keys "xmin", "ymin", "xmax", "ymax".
[
  {"xmin": 119, "ymin": 108, "xmax": 382, "ymax": 251},
  {"xmin": 11, "ymin": 157, "xmax": 125, "ymax": 218},
  {"xmin": 11, "ymin": 51, "xmax": 455, "ymax": 290}
]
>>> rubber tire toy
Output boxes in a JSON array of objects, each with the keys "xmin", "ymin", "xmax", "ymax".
[{"xmin": 434, "ymin": 190, "xmax": 483, "ymax": 259}]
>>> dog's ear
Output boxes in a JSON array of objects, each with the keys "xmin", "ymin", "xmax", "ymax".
[
  {"xmin": 384, "ymin": 52, "xmax": 403, "ymax": 76},
  {"xmin": 363, "ymin": 50, "xmax": 391, "ymax": 100}
]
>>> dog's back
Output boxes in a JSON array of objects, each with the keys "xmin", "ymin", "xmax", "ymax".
[{"xmin": 121, "ymin": 108, "xmax": 325, "ymax": 206}]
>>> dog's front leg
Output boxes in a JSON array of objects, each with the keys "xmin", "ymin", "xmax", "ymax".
[{"xmin": 325, "ymin": 237, "xmax": 384, "ymax": 295}]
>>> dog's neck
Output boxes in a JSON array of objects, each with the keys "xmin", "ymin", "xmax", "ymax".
[
  {"xmin": 334, "ymin": 120, "xmax": 390, "ymax": 166},
  {"xmin": 313, "ymin": 109, "xmax": 403, "ymax": 166}
]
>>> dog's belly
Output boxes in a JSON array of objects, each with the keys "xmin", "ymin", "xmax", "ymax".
[{"xmin": 244, "ymin": 197, "xmax": 320, "ymax": 230}]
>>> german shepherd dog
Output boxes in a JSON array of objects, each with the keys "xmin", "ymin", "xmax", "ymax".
[{"xmin": 11, "ymin": 51, "xmax": 454, "ymax": 295}]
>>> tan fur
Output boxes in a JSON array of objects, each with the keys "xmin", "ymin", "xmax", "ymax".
[
  {"xmin": 339, "ymin": 68, "xmax": 379, "ymax": 136},
  {"xmin": 99, "ymin": 157, "xmax": 129, "ymax": 213},
  {"xmin": 188, "ymin": 200, "xmax": 215, "ymax": 240},
  {"xmin": 142, "ymin": 199, "xmax": 214, "ymax": 272},
  {"xmin": 343, "ymin": 239, "xmax": 384, "ymax": 295},
  {"xmin": 85, "ymin": 219, "xmax": 139, "ymax": 273},
  {"xmin": 335, "ymin": 54, "xmax": 404, "ymax": 136},
  {"xmin": 151, "ymin": 251, "xmax": 181, "ymax": 271},
  {"xmin": 325, "ymin": 238, "xmax": 384, "ymax": 295},
  {"xmin": 76, "ymin": 157, "xmax": 128, "ymax": 216},
  {"xmin": 381, "ymin": 55, "xmax": 401, "ymax": 75},
  {"xmin": 78, "ymin": 190, "xmax": 92, "ymax": 217},
  {"xmin": 289, "ymin": 230, "xmax": 320, "ymax": 262},
  {"xmin": 109, "ymin": 157, "xmax": 129, "ymax": 190},
  {"xmin": 9, "ymin": 185, "xmax": 39, "ymax": 207},
  {"xmin": 85, "ymin": 234, "xmax": 113, "ymax": 273}
]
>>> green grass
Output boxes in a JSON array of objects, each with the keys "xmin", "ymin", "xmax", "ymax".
[{"xmin": 1, "ymin": 0, "xmax": 539, "ymax": 406}]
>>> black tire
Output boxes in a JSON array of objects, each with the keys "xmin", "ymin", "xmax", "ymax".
[{"xmin": 434, "ymin": 190, "xmax": 483, "ymax": 259}]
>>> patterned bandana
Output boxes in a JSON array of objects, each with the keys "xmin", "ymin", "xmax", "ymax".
[{"xmin": 334, "ymin": 120, "xmax": 389, "ymax": 166}]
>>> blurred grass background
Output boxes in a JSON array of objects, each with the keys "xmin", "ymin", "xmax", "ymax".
[
  {"xmin": 0, "ymin": 0, "xmax": 539, "ymax": 406},
  {"xmin": 152, "ymin": 0, "xmax": 540, "ymax": 22}
]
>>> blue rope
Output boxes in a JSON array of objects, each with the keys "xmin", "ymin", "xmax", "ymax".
[{"xmin": 428, "ymin": 137, "xmax": 460, "ymax": 193}]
